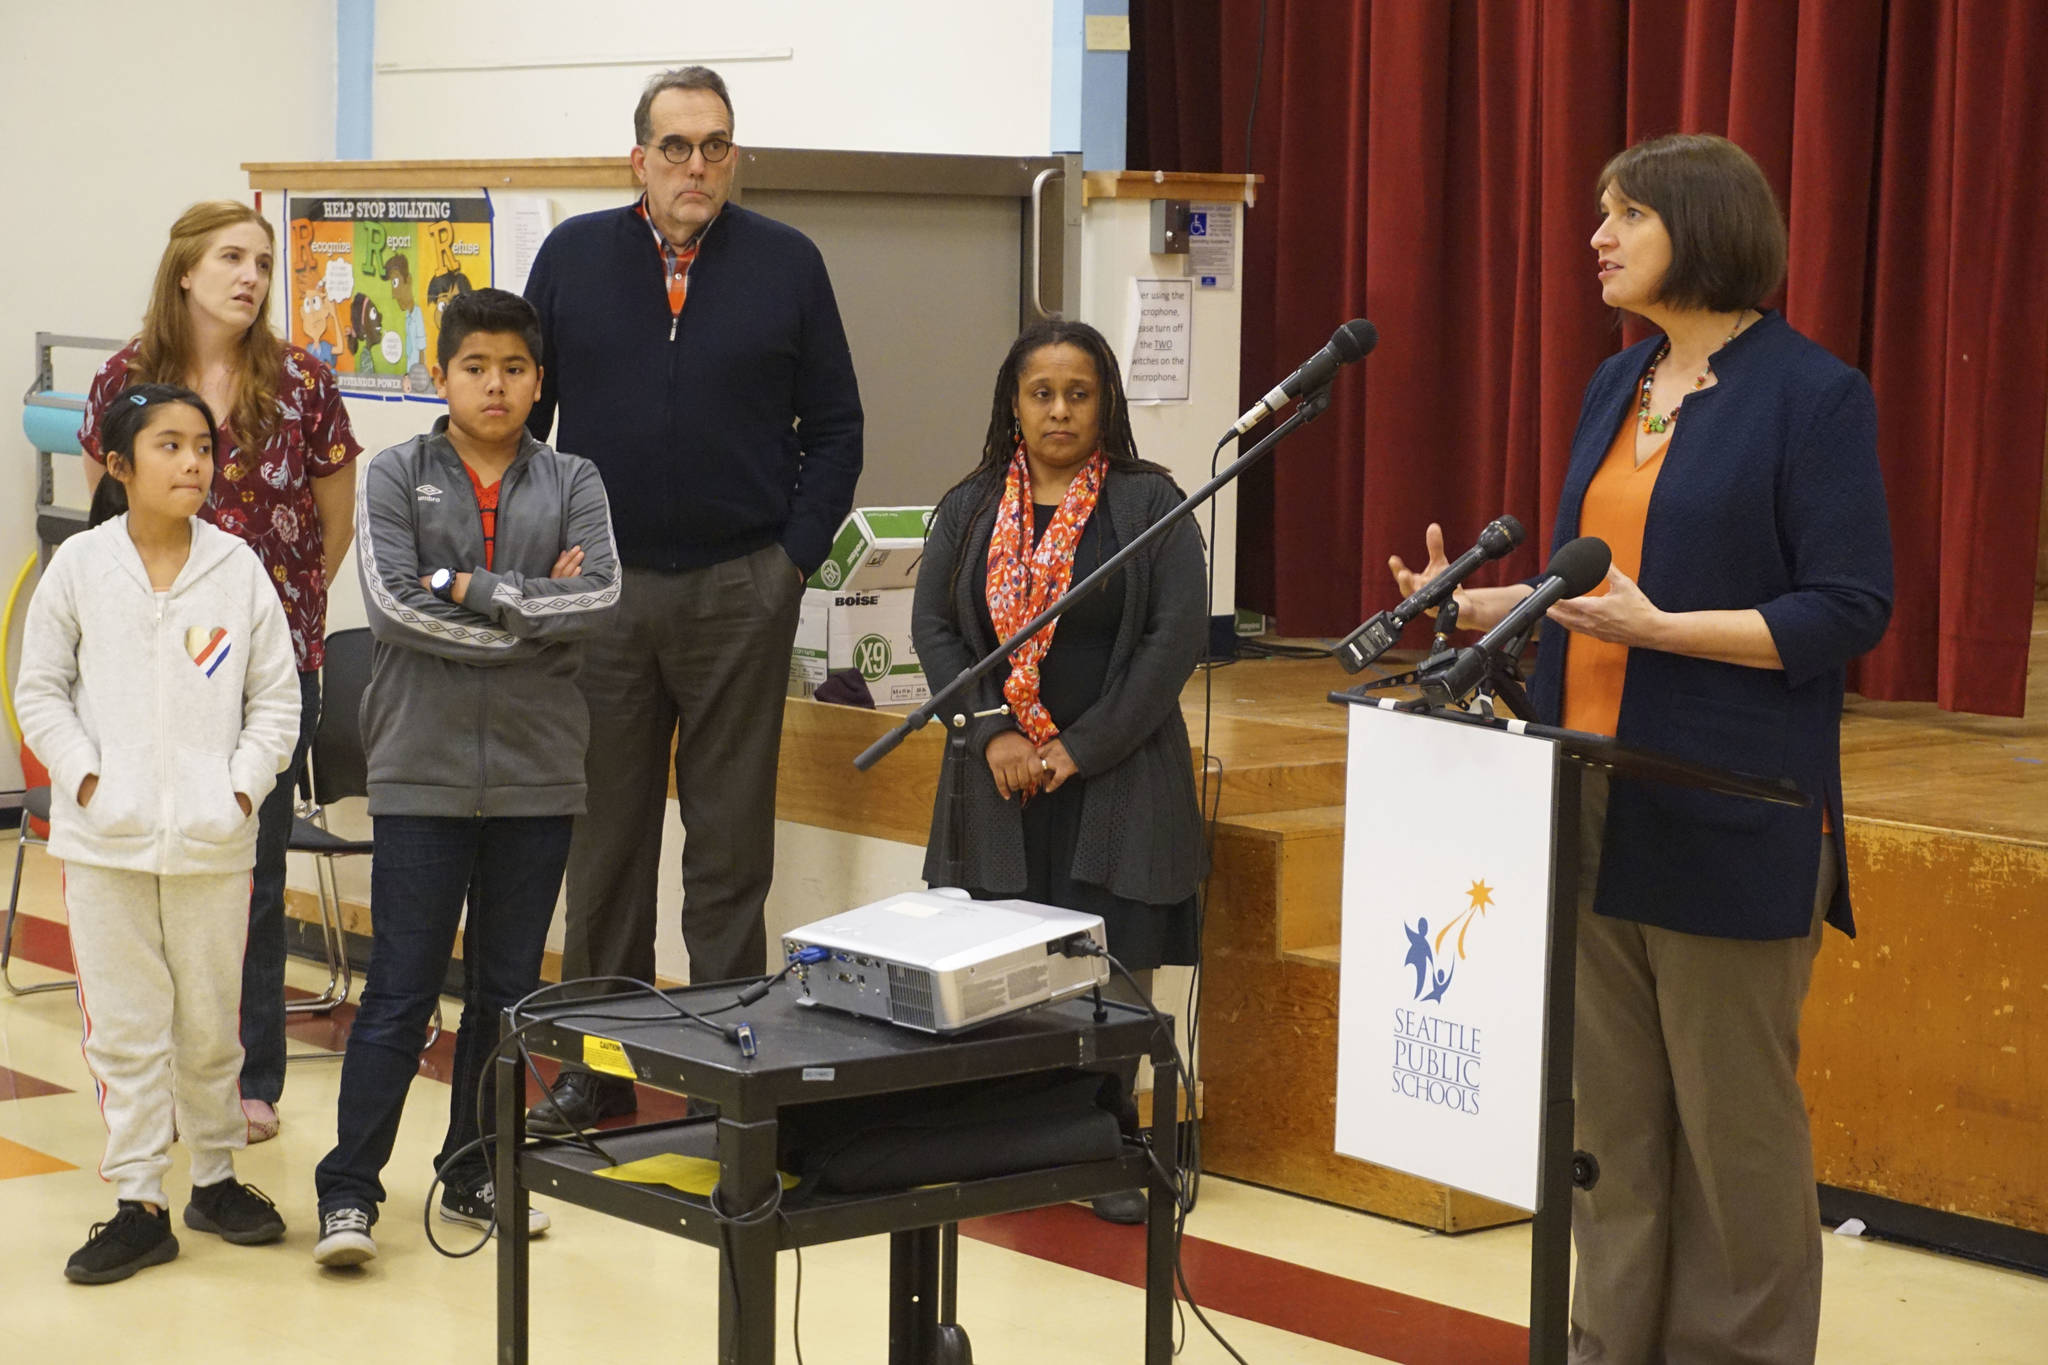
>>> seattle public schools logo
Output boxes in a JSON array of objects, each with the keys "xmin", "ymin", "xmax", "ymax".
[
  {"xmin": 1402, "ymin": 878, "xmax": 1494, "ymax": 1003},
  {"xmin": 1392, "ymin": 879, "xmax": 1495, "ymax": 1116}
]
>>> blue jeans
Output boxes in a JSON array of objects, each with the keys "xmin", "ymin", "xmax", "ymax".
[
  {"xmin": 314, "ymin": 815, "xmax": 571, "ymax": 1217},
  {"xmin": 240, "ymin": 669, "xmax": 320, "ymax": 1105}
]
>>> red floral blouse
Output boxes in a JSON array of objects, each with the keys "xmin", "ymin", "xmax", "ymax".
[{"xmin": 80, "ymin": 342, "xmax": 362, "ymax": 671}]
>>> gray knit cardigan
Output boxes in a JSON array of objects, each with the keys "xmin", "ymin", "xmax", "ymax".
[{"xmin": 910, "ymin": 465, "xmax": 1210, "ymax": 904}]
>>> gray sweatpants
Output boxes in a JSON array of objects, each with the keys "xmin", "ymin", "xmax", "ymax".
[{"xmin": 66, "ymin": 864, "xmax": 250, "ymax": 1206}]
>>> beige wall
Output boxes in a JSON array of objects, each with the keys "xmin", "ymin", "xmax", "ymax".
[
  {"xmin": 0, "ymin": 1, "xmax": 339, "ymax": 790},
  {"xmin": 372, "ymin": 1, "xmax": 1057, "ymax": 160}
]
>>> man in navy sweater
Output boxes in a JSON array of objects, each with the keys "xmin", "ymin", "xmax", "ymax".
[{"xmin": 523, "ymin": 64, "xmax": 863, "ymax": 1130}]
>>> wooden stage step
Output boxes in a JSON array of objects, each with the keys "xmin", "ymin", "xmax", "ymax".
[
  {"xmin": 287, "ymin": 612, "xmax": 2048, "ymax": 1236},
  {"xmin": 1196, "ymin": 807, "xmax": 1529, "ymax": 1233}
]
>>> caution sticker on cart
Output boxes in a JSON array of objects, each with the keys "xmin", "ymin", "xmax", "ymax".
[{"xmin": 582, "ymin": 1035, "xmax": 636, "ymax": 1079}]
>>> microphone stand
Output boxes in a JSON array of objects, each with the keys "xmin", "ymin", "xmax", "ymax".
[
  {"xmin": 853, "ymin": 386, "xmax": 1336, "ymax": 772},
  {"xmin": 1347, "ymin": 610, "xmax": 1539, "ymax": 719}
]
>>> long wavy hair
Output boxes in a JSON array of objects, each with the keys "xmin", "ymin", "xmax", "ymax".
[{"xmin": 127, "ymin": 201, "xmax": 284, "ymax": 450}]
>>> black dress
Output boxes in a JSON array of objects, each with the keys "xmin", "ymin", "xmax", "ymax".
[{"xmin": 967, "ymin": 504, "xmax": 1200, "ymax": 970}]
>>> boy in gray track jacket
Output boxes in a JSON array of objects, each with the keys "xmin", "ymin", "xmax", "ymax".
[{"xmin": 313, "ymin": 290, "xmax": 619, "ymax": 1266}]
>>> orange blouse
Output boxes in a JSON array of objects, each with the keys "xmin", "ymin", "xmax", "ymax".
[{"xmin": 1561, "ymin": 415, "xmax": 1665, "ymax": 738}]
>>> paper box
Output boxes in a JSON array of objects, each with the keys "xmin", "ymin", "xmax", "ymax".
[
  {"xmin": 790, "ymin": 587, "xmax": 930, "ymax": 706},
  {"xmin": 808, "ymin": 506, "xmax": 935, "ymax": 592}
]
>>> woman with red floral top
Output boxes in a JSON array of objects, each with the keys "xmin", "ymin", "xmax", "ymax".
[{"xmin": 81, "ymin": 200, "xmax": 362, "ymax": 1144}]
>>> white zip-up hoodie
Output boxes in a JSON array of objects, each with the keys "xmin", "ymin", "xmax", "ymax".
[{"xmin": 17, "ymin": 516, "xmax": 300, "ymax": 876}]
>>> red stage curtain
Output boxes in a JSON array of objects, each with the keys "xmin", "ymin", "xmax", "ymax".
[{"xmin": 1131, "ymin": 0, "xmax": 2048, "ymax": 715}]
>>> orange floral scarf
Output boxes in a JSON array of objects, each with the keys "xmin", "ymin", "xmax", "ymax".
[{"xmin": 984, "ymin": 441, "xmax": 1108, "ymax": 746}]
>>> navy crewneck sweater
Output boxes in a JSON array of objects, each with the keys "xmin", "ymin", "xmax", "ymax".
[{"xmin": 524, "ymin": 202, "xmax": 864, "ymax": 574}]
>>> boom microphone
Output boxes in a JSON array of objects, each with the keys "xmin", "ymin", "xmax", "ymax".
[
  {"xmin": 1335, "ymin": 515, "xmax": 1526, "ymax": 672},
  {"xmin": 1419, "ymin": 536, "xmax": 1612, "ymax": 705},
  {"xmin": 1229, "ymin": 319, "xmax": 1379, "ymax": 436}
]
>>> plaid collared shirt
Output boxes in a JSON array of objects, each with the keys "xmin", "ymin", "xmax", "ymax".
[{"xmin": 635, "ymin": 196, "xmax": 715, "ymax": 326}]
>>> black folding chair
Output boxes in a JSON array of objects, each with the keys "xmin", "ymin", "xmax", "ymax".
[
  {"xmin": 286, "ymin": 628, "xmax": 372, "ymax": 1026},
  {"xmin": 285, "ymin": 627, "xmax": 438, "ymax": 1060},
  {"xmin": 1, "ymin": 787, "xmax": 71, "ymax": 997}
]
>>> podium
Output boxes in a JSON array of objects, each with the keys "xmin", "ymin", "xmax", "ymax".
[{"xmin": 1326, "ymin": 693, "xmax": 1804, "ymax": 1364}]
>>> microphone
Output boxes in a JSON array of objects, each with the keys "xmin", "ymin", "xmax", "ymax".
[
  {"xmin": 1335, "ymin": 514, "xmax": 1526, "ymax": 673},
  {"xmin": 1230, "ymin": 319, "xmax": 1379, "ymax": 436},
  {"xmin": 1419, "ymin": 536, "xmax": 1612, "ymax": 705}
]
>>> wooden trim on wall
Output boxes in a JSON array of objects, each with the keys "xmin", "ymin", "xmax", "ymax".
[
  {"xmin": 244, "ymin": 150, "xmax": 1070, "ymax": 199},
  {"xmin": 1081, "ymin": 170, "xmax": 1262, "ymax": 207}
]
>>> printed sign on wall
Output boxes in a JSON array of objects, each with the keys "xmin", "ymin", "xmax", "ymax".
[
  {"xmin": 1334, "ymin": 702, "xmax": 1558, "ymax": 1211},
  {"xmin": 286, "ymin": 194, "xmax": 492, "ymax": 398}
]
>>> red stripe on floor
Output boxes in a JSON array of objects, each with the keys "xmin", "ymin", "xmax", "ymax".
[
  {"xmin": 10, "ymin": 906, "xmax": 1516, "ymax": 1358},
  {"xmin": 5, "ymin": 904, "xmax": 74, "ymax": 975},
  {"xmin": 0, "ymin": 1065, "xmax": 71, "ymax": 1100},
  {"xmin": 966, "ymin": 1198, "xmax": 1529, "ymax": 1362}
]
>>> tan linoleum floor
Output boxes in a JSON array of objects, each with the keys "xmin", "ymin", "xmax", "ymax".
[{"xmin": 3, "ymin": 845, "xmax": 2045, "ymax": 1363}]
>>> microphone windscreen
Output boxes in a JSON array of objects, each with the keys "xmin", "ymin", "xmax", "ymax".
[
  {"xmin": 1330, "ymin": 319, "xmax": 1378, "ymax": 362},
  {"xmin": 1546, "ymin": 536, "xmax": 1612, "ymax": 595}
]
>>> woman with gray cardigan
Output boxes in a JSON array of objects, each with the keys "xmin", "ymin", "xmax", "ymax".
[{"xmin": 911, "ymin": 320, "xmax": 1208, "ymax": 1222}]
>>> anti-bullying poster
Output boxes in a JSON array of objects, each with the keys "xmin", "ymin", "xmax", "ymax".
[{"xmin": 286, "ymin": 194, "xmax": 492, "ymax": 397}]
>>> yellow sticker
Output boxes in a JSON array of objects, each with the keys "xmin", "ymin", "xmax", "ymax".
[
  {"xmin": 581, "ymin": 1035, "xmax": 636, "ymax": 1079},
  {"xmin": 594, "ymin": 1154, "xmax": 798, "ymax": 1197}
]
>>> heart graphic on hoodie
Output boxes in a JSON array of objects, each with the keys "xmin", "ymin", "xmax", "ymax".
[{"xmin": 185, "ymin": 625, "xmax": 232, "ymax": 678}]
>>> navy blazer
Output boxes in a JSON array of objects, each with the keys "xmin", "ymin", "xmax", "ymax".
[{"xmin": 1526, "ymin": 312, "xmax": 1893, "ymax": 939}]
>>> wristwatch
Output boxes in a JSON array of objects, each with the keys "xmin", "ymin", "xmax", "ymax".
[{"xmin": 428, "ymin": 567, "xmax": 456, "ymax": 600}]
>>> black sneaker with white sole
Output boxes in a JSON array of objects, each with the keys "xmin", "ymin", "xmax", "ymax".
[
  {"xmin": 439, "ymin": 1178, "xmax": 551, "ymax": 1237},
  {"xmin": 313, "ymin": 1204, "xmax": 377, "ymax": 1266},
  {"xmin": 65, "ymin": 1202, "xmax": 179, "ymax": 1284},
  {"xmin": 184, "ymin": 1178, "xmax": 286, "ymax": 1245}
]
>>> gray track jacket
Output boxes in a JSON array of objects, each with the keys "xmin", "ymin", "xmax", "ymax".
[{"xmin": 355, "ymin": 420, "xmax": 620, "ymax": 816}]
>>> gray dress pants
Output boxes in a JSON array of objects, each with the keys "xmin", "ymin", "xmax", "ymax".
[{"xmin": 560, "ymin": 545, "xmax": 805, "ymax": 995}]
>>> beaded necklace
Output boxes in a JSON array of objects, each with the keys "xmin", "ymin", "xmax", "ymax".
[{"xmin": 1638, "ymin": 311, "xmax": 1750, "ymax": 435}]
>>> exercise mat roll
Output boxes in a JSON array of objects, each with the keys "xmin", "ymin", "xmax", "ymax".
[{"xmin": 22, "ymin": 396, "xmax": 87, "ymax": 456}]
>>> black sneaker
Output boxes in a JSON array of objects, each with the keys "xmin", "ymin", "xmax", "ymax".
[
  {"xmin": 183, "ymin": 1178, "xmax": 286, "ymax": 1245},
  {"xmin": 439, "ymin": 1177, "xmax": 551, "ymax": 1237},
  {"xmin": 525, "ymin": 1071, "xmax": 635, "ymax": 1135},
  {"xmin": 65, "ymin": 1202, "xmax": 179, "ymax": 1284},
  {"xmin": 313, "ymin": 1204, "xmax": 377, "ymax": 1267}
]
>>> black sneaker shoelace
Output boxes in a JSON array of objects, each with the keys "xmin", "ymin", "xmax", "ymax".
[
  {"xmin": 323, "ymin": 1207, "xmax": 372, "ymax": 1235},
  {"xmin": 88, "ymin": 1205, "xmax": 161, "ymax": 1246},
  {"xmin": 216, "ymin": 1182, "xmax": 279, "ymax": 1217}
]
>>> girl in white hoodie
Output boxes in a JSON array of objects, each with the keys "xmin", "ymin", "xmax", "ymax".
[{"xmin": 17, "ymin": 384, "xmax": 301, "ymax": 1283}]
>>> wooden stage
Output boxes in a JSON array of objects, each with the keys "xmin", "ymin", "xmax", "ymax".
[
  {"xmin": 775, "ymin": 604, "xmax": 2048, "ymax": 1236},
  {"xmin": 281, "ymin": 605, "xmax": 2045, "ymax": 1237}
]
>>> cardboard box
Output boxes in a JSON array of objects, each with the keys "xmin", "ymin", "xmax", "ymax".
[
  {"xmin": 808, "ymin": 506, "xmax": 934, "ymax": 592},
  {"xmin": 790, "ymin": 587, "xmax": 930, "ymax": 706}
]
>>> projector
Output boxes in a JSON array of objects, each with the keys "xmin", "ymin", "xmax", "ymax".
[{"xmin": 782, "ymin": 889, "xmax": 1109, "ymax": 1033}]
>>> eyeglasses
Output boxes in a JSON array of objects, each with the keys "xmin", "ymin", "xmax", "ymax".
[{"xmin": 652, "ymin": 135, "xmax": 734, "ymax": 165}]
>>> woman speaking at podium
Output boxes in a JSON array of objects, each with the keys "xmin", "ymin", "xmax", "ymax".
[
  {"xmin": 912, "ymin": 319, "xmax": 1208, "ymax": 1224},
  {"xmin": 1391, "ymin": 135, "xmax": 1893, "ymax": 1363}
]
